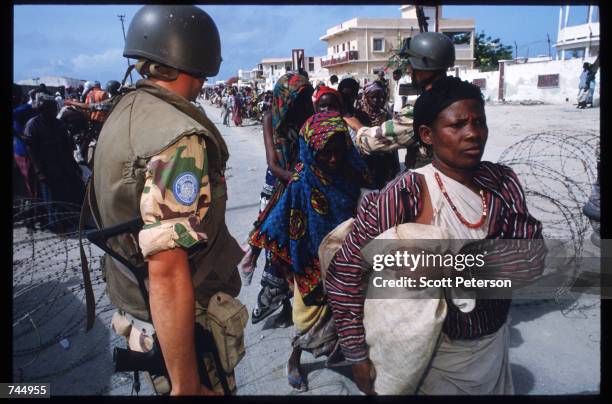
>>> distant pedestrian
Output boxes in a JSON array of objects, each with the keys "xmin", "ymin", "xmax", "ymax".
[
  {"xmin": 587, "ymin": 67, "xmax": 596, "ymax": 108},
  {"xmin": 55, "ymin": 87, "xmax": 65, "ymax": 112},
  {"xmin": 577, "ymin": 62, "xmax": 593, "ymax": 109},
  {"xmin": 329, "ymin": 74, "xmax": 339, "ymax": 90},
  {"xmin": 222, "ymin": 91, "xmax": 232, "ymax": 126},
  {"xmin": 232, "ymin": 90, "xmax": 243, "ymax": 126}
]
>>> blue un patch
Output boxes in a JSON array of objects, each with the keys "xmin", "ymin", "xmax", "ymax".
[{"xmin": 172, "ymin": 172, "xmax": 200, "ymax": 206}]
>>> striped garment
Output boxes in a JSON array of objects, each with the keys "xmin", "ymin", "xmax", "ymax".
[{"xmin": 325, "ymin": 161, "xmax": 545, "ymax": 363}]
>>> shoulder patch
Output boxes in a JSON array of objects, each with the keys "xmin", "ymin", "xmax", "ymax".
[{"xmin": 172, "ymin": 172, "xmax": 200, "ymax": 206}]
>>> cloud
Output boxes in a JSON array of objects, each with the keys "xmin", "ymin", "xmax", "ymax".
[
  {"xmin": 71, "ymin": 48, "xmax": 124, "ymax": 71},
  {"xmin": 225, "ymin": 29, "xmax": 263, "ymax": 44}
]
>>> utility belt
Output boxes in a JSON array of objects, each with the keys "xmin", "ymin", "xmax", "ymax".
[{"xmin": 111, "ymin": 292, "xmax": 248, "ymax": 395}]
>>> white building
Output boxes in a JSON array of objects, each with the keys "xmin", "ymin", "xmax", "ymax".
[
  {"xmin": 17, "ymin": 75, "xmax": 85, "ymax": 88},
  {"xmin": 257, "ymin": 57, "xmax": 293, "ymax": 90},
  {"xmin": 319, "ymin": 5, "xmax": 475, "ymax": 86},
  {"xmin": 554, "ymin": 5, "xmax": 599, "ymax": 60}
]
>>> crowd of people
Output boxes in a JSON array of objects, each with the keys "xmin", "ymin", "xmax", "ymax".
[
  {"xmin": 235, "ymin": 31, "xmax": 544, "ymax": 394},
  {"xmin": 14, "ymin": 5, "xmax": 551, "ymax": 396},
  {"xmin": 204, "ymin": 85, "xmax": 273, "ymax": 126},
  {"xmin": 12, "ymin": 79, "xmax": 123, "ymax": 232}
]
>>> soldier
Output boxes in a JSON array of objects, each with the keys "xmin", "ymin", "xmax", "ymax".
[
  {"xmin": 344, "ymin": 31, "xmax": 455, "ymax": 173},
  {"xmin": 85, "ymin": 5, "xmax": 245, "ymax": 396}
]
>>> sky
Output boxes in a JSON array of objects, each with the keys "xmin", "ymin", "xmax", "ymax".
[{"xmin": 13, "ymin": 4, "xmax": 596, "ymax": 85}]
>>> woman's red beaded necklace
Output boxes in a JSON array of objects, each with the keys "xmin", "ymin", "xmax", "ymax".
[{"xmin": 433, "ymin": 171, "xmax": 488, "ymax": 229}]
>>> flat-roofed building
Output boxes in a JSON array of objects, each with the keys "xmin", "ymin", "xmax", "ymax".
[{"xmin": 319, "ymin": 5, "xmax": 475, "ymax": 85}]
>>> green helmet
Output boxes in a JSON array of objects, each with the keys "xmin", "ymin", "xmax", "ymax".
[
  {"xmin": 123, "ymin": 5, "xmax": 222, "ymax": 77},
  {"xmin": 400, "ymin": 32, "xmax": 455, "ymax": 71}
]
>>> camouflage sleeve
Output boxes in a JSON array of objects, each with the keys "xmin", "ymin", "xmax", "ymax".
[
  {"xmin": 138, "ymin": 134, "xmax": 212, "ymax": 259},
  {"xmin": 354, "ymin": 105, "xmax": 418, "ymax": 155}
]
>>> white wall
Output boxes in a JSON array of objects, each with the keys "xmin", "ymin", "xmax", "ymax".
[
  {"xmin": 502, "ymin": 56, "xmax": 599, "ymax": 105},
  {"xmin": 453, "ymin": 69, "xmax": 500, "ymax": 103},
  {"xmin": 451, "ymin": 57, "xmax": 599, "ymax": 105}
]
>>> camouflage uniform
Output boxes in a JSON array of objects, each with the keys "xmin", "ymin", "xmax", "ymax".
[
  {"xmin": 354, "ymin": 104, "xmax": 431, "ymax": 169},
  {"xmin": 139, "ymin": 135, "xmax": 212, "ymax": 258}
]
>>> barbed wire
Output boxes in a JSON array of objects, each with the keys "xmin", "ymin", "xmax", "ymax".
[
  {"xmin": 498, "ymin": 129, "xmax": 599, "ymax": 301},
  {"xmin": 12, "ymin": 199, "xmax": 113, "ymax": 384}
]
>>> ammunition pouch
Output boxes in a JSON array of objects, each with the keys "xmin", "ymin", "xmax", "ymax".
[{"xmin": 110, "ymin": 291, "xmax": 247, "ymax": 396}]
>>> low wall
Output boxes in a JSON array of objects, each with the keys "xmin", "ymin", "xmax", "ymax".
[{"xmin": 454, "ymin": 57, "xmax": 599, "ymax": 106}]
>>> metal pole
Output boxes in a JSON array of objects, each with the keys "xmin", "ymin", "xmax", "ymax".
[
  {"xmin": 118, "ymin": 14, "xmax": 134, "ymax": 85},
  {"xmin": 514, "ymin": 41, "xmax": 518, "ymax": 60}
]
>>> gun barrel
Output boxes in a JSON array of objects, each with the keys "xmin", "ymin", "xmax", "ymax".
[{"xmin": 113, "ymin": 347, "xmax": 167, "ymax": 375}]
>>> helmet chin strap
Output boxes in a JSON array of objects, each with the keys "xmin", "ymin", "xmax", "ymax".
[{"xmin": 414, "ymin": 72, "xmax": 441, "ymax": 93}]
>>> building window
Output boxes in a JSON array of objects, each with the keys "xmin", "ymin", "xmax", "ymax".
[
  {"xmin": 342, "ymin": 43, "xmax": 346, "ymax": 52},
  {"xmin": 565, "ymin": 48, "xmax": 585, "ymax": 59},
  {"xmin": 309, "ymin": 62, "xmax": 315, "ymax": 72},
  {"xmin": 372, "ymin": 38, "xmax": 384, "ymax": 52},
  {"xmin": 472, "ymin": 78, "xmax": 486, "ymax": 89},
  {"xmin": 537, "ymin": 74, "xmax": 559, "ymax": 88}
]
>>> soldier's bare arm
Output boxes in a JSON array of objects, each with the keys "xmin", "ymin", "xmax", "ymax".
[{"xmin": 148, "ymin": 248, "xmax": 201, "ymax": 395}]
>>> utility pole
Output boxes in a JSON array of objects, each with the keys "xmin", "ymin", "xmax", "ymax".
[
  {"xmin": 547, "ymin": 33, "xmax": 551, "ymax": 59},
  {"xmin": 514, "ymin": 41, "xmax": 518, "ymax": 60},
  {"xmin": 118, "ymin": 14, "xmax": 133, "ymax": 85}
]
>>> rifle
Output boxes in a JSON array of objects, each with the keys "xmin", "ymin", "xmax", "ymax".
[
  {"xmin": 416, "ymin": 5, "xmax": 429, "ymax": 33},
  {"xmin": 85, "ymin": 218, "xmax": 231, "ymax": 395}
]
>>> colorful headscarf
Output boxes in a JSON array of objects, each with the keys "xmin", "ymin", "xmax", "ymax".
[
  {"xmin": 272, "ymin": 72, "xmax": 313, "ymax": 131},
  {"xmin": 357, "ymin": 81, "xmax": 389, "ymax": 126},
  {"xmin": 250, "ymin": 112, "xmax": 368, "ymax": 303},
  {"xmin": 311, "ymin": 85, "xmax": 342, "ymax": 108},
  {"xmin": 270, "ymin": 72, "xmax": 313, "ymax": 171}
]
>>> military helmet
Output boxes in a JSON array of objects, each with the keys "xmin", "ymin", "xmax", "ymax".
[
  {"xmin": 400, "ymin": 32, "xmax": 455, "ymax": 71},
  {"xmin": 105, "ymin": 80, "xmax": 121, "ymax": 95},
  {"xmin": 123, "ymin": 5, "xmax": 222, "ymax": 77}
]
